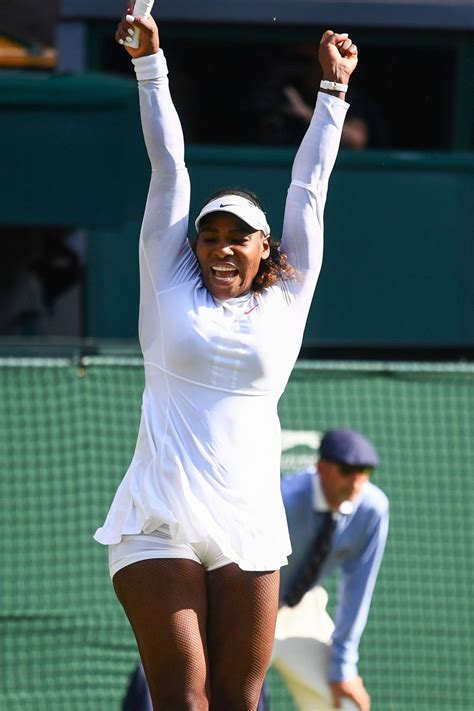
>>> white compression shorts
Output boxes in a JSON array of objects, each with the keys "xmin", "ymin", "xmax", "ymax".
[{"xmin": 108, "ymin": 524, "xmax": 233, "ymax": 579}]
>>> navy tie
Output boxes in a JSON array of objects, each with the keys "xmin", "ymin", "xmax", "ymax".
[{"xmin": 284, "ymin": 511, "xmax": 336, "ymax": 608}]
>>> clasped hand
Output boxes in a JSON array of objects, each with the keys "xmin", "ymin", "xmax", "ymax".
[{"xmin": 319, "ymin": 30, "xmax": 358, "ymax": 84}]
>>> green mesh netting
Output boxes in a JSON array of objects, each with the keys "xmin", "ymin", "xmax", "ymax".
[{"xmin": 1, "ymin": 356, "xmax": 473, "ymax": 710}]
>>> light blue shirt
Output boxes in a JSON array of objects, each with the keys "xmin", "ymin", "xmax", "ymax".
[{"xmin": 279, "ymin": 468, "xmax": 389, "ymax": 681}]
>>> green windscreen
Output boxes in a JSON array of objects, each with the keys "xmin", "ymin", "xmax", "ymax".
[{"xmin": 1, "ymin": 356, "xmax": 473, "ymax": 710}]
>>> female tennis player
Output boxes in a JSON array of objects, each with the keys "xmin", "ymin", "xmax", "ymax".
[{"xmin": 95, "ymin": 11, "xmax": 357, "ymax": 711}]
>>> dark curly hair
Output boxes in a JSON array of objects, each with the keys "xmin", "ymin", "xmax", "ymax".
[{"xmin": 195, "ymin": 187, "xmax": 299, "ymax": 293}]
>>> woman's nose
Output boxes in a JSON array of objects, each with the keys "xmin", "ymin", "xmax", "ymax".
[{"xmin": 214, "ymin": 243, "xmax": 233, "ymax": 256}]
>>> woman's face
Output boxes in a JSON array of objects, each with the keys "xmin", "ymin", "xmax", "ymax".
[{"xmin": 195, "ymin": 212, "xmax": 270, "ymax": 299}]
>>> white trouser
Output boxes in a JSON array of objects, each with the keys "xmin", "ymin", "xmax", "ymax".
[{"xmin": 271, "ymin": 587, "xmax": 357, "ymax": 711}]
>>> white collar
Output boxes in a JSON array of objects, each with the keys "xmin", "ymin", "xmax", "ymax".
[
  {"xmin": 214, "ymin": 293, "xmax": 254, "ymax": 307},
  {"xmin": 311, "ymin": 467, "xmax": 354, "ymax": 516}
]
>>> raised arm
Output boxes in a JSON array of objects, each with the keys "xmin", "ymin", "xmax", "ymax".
[
  {"xmin": 115, "ymin": 13, "xmax": 193, "ymax": 295},
  {"xmin": 280, "ymin": 32, "xmax": 358, "ymax": 306}
]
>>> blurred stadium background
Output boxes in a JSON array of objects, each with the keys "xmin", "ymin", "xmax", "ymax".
[{"xmin": 1, "ymin": 1, "xmax": 473, "ymax": 709}]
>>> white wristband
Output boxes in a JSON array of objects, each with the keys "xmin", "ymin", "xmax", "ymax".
[
  {"xmin": 320, "ymin": 79, "xmax": 348, "ymax": 93},
  {"xmin": 132, "ymin": 49, "xmax": 168, "ymax": 81}
]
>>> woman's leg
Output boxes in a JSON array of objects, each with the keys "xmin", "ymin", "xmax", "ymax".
[
  {"xmin": 206, "ymin": 564, "xmax": 279, "ymax": 711},
  {"xmin": 113, "ymin": 558, "xmax": 210, "ymax": 711}
]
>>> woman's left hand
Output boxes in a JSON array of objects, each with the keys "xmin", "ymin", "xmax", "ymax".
[{"xmin": 318, "ymin": 30, "xmax": 358, "ymax": 85}]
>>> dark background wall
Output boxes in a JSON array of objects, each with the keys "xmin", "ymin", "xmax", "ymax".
[
  {"xmin": 0, "ymin": 0, "xmax": 59, "ymax": 44},
  {"xmin": 61, "ymin": 0, "xmax": 474, "ymax": 30},
  {"xmin": 1, "ymin": 5, "xmax": 473, "ymax": 353}
]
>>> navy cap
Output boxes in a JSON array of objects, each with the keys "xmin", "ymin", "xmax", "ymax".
[{"xmin": 319, "ymin": 429, "xmax": 379, "ymax": 468}]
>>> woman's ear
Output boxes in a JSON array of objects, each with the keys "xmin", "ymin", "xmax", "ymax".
[{"xmin": 261, "ymin": 235, "xmax": 271, "ymax": 259}]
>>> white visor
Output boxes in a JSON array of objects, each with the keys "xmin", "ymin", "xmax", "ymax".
[{"xmin": 194, "ymin": 195, "xmax": 271, "ymax": 237}]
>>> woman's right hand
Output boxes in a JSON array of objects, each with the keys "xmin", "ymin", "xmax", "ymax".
[{"xmin": 115, "ymin": 12, "xmax": 160, "ymax": 59}]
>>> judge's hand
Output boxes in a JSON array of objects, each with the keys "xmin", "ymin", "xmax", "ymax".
[{"xmin": 330, "ymin": 676, "xmax": 370, "ymax": 711}]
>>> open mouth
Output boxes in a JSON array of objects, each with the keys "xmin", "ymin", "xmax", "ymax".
[{"xmin": 211, "ymin": 265, "xmax": 239, "ymax": 282}]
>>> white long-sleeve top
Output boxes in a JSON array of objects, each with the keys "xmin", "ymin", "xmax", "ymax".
[{"xmin": 94, "ymin": 51, "xmax": 348, "ymax": 570}]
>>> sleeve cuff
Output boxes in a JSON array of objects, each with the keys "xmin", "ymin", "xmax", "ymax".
[
  {"xmin": 317, "ymin": 90, "xmax": 350, "ymax": 110},
  {"xmin": 329, "ymin": 658, "xmax": 358, "ymax": 682},
  {"xmin": 132, "ymin": 49, "xmax": 168, "ymax": 81}
]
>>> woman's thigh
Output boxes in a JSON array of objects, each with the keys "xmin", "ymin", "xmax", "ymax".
[
  {"xmin": 113, "ymin": 558, "xmax": 209, "ymax": 710},
  {"xmin": 206, "ymin": 564, "xmax": 280, "ymax": 710}
]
